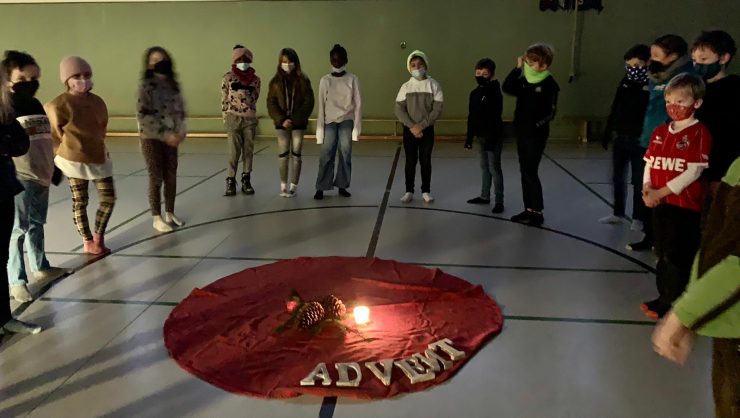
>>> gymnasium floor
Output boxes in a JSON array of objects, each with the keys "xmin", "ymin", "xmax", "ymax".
[{"xmin": 0, "ymin": 137, "xmax": 713, "ymax": 418}]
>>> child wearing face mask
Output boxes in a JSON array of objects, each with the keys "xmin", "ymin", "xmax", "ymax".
[
  {"xmin": 502, "ymin": 43, "xmax": 559, "ymax": 226},
  {"xmin": 464, "ymin": 58, "xmax": 504, "ymax": 213},
  {"xmin": 2, "ymin": 50, "xmax": 67, "ymax": 303},
  {"xmin": 314, "ymin": 44, "xmax": 362, "ymax": 200},
  {"xmin": 222, "ymin": 44, "xmax": 260, "ymax": 197},
  {"xmin": 627, "ymin": 34, "xmax": 694, "ymax": 252},
  {"xmin": 641, "ymin": 73, "xmax": 712, "ymax": 320},
  {"xmin": 266, "ymin": 48, "xmax": 314, "ymax": 197},
  {"xmin": 395, "ymin": 50, "xmax": 444, "ymax": 204},
  {"xmin": 45, "ymin": 56, "xmax": 115, "ymax": 255},
  {"xmin": 692, "ymin": 30, "xmax": 739, "ymax": 190},
  {"xmin": 137, "ymin": 46, "xmax": 187, "ymax": 233},
  {"xmin": 599, "ymin": 44, "xmax": 651, "ymax": 228}
]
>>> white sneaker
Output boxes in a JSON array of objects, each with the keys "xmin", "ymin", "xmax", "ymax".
[
  {"xmin": 166, "ymin": 212, "xmax": 185, "ymax": 227},
  {"xmin": 280, "ymin": 183, "xmax": 289, "ymax": 197},
  {"xmin": 287, "ymin": 183, "xmax": 297, "ymax": 198},
  {"xmin": 598, "ymin": 215, "xmax": 624, "ymax": 224},
  {"xmin": 2, "ymin": 318, "xmax": 42, "ymax": 335},
  {"xmin": 10, "ymin": 285, "xmax": 33, "ymax": 303},
  {"xmin": 153, "ymin": 215, "xmax": 174, "ymax": 232},
  {"xmin": 630, "ymin": 219, "xmax": 644, "ymax": 231},
  {"xmin": 33, "ymin": 266, "xmax": 69, "ymax": 282},
  {"xmin": 400, "ymin": 192, "xmax": 413, "ymax": 203},
  {"xmin": 422, "ymin": 193, "xmax": 434, "ymax": 203}
]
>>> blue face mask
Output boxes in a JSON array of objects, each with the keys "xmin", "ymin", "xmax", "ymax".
[
  {"xmin": 236, "ymin": 63, "xmax": 250, "ymax": 71},
  {"xmin": 411, "ymin": 68, "xmax": 426, "ymax": 80},
  {"xmin": 693, "ymin": 61, "xmax": 723, "ymax": 80}
]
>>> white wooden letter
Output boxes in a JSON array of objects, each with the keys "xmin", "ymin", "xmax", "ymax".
[
  {"xmin": 335, "ymin": 362, "xmax": 362, "ymax": 387},
  {"xmin": 300, "ymin": 363, "xmax": 333, "ymax": 386},
  {"xmin": 364, "ymin": 359, "xmax": 394, "ymax": 386}
]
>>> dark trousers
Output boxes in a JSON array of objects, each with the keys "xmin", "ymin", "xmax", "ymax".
[
  {"xmin": 403, "ymin": 126, "xmax": 434, "ymax": 193},
  {"xmin": 515, "ymin": 129, "xmax": 547, "ymax": 211},
  {"xmin": 141, "ymin": 138, "xmax": 178, "ymax": 216},
  {"xmin": 1, "ymin": 198, "xmax": 14, "ymax": 325},
  {"xmin": 652, "ymin": 204, "xmax": 701, "ymax": 307},
  {"xmin": 612, "ymin": 136, "xmax": 648, "ymax": 221},
  {"xmin": 713, "ymin": 338, "xmax": 740, "ymax": 418}
]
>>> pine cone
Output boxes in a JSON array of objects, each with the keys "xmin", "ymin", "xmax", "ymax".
[
  {"xmin": 320, "ymin": 295, "xmax": 346, "ymax": 320},
  {"xmin": 297, "ymin": 301, "xmax": 325, "ymax": 329}
]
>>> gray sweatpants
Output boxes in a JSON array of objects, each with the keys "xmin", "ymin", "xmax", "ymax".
[{"xmin": 224, "ymin": 114, "xmax": 257, "ymax": 177}]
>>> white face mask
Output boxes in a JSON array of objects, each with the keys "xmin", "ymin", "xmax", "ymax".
[
  {"xmin": 236, "ymin": 63, "xmax": 250, "ymax": 71},
  {"xmin": 411, "ymin": 68, "xmax": 426, "ymax": 80},
  {"xmin": 69, "ymin": 78, "xmax": 92, "ymax": 94},
  {"xmin": 331, "ymin": 66, "xmax": 346, "ymax": 74},
  {"xmin": 281, "ymin": 63, "xmax": 295, "ymax": 73}
]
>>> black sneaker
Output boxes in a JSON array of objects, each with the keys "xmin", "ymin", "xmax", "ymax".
[
  {"xmin": 511, "ymin": 210, "xmax": 531, "ymax": 223},
  {"xmin": 314, "ymin": 190, "xmax": 324, "ymax": 200},
  {"xmin": 338, "ymin": 188, "xmax": 351, "ymax": 197},
  {"xmin": 224, "ymin": 177, "xmax": 236, "ymax": 196},
  {"xmin": 527, "ymin": 212, "xmax": 544, "ymax": 226},
  {"xmin": 491, "ymin": 203, "xmax": 504, "ymax": 214},
  {"xmin": 467, "ymin": 197, "xmax": 491, "ymax": 205},
  {"xmin": 626, "ymin": 239, "xmax": 653, "ymax": 252},
  {"xmin": 241, "ymin": 173, "xmax": 254, "ymax": 195}
]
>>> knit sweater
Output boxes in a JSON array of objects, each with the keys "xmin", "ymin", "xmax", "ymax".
[
  {"xmin": 137, "ymin": 77, "xmax": 187, "ymax": 140},
  {"xmin": 45, "ymin": 92, "xmax": 108, "ymax": 164},
  {"xmin": 221, "ymin": 70, "xmax": 261, "ymax": 119},
  {"xmin": 673, "ymin": 157, "xmax": 740, "ymax": 338},
  {"xmin": 394, "ymin": 77, "xmax": 444, "ymax": 130},
  {"xmin": 695, "ymin": 74, "xmax": 740, "ymax": 182},
  {"xmin": 502, "ymin": 67, "xmax": 559, "ymax": 133},
  {"xmin": 266, "ymin": 74, "xmax": 315, "ymax": 130},
  {"xmin": 315, "ymin": 72, "xmax": 362, "ymax": 143},
  {"xmin": 465, "ymin": 80, "xmax": 503, "ymax": 150},
  {"xmin": 0, "ymin": 119, "xmax": 29, "ymax": 201},
  {"xmin": 12, "ymin": 96, "xmax": 55, "ymax": 187}
]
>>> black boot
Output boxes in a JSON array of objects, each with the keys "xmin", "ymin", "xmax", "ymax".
[
  {"xmin": 241, "ymin": 172, "xmax": 254, "ymax": 195},
  {"xmin": 224, "ymin": 177, "xmax": 236, "ymax": 196}
]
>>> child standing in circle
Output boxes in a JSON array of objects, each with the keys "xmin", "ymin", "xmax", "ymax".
[
  {"xmin": 314, "ymin": 44, "xmax": 362, "ymax": 200},
  {"xmin": 266, "ymin": 48, "xmax": 314, "ymax": 198},
  {"xmin": 136, "ymin": 46, "xmax": 187, "ymax": 233},
  {"xmin": 45, "ymin": 56, "xmax": 115, "ymax": 255},
  {"xmin": 395, "ymin": 50, "xmax": 444, "ymax": 204},
  {"xmin": 222, "ymin": 44, "xmax": 260, "ymax": 196}
]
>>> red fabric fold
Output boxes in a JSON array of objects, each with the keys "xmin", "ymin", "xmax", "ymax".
[{"xmin": 164, "ymin": 257, "xmax": 503, "ymax": 399}]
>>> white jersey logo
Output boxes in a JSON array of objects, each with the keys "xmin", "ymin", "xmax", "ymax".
[{"xmin": 646, "ymin": 156, "xmax": 686, "ymax": 172}]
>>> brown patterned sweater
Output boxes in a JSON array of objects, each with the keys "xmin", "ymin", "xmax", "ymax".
[
  {"xmin": 136, "ymin": 77, "xmax": 187, "ymax": 140},
  {"xmin": 221, "ymin": 71, "xmax": 261, "ymax": 119}
]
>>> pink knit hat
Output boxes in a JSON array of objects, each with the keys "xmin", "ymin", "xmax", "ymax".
[
  {"xmin": 232, "ymin": 47, "xmax": 253, "ymax": 64},
  {"xmin": 59, "ymin": 56, "xmax": 92, "ymax": 84}
]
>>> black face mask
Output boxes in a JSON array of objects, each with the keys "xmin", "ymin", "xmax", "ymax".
[
  {"xmin": 475, "ymin": 76, "xmax": 490, "ymax": 86},
  {"xmin": 648, "ymin": 60, "xmax": 668, "ymax": 74},
  {"xmin": 12, "ymin": 80, "xmax": 39, "ymax": 99},
  {"xmin": 153, "ymin": 60, "xmax": 173, "ymax": 76}
]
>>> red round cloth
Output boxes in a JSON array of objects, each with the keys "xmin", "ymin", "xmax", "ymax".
[{"xmin": 164, "ymin": 257, "xmax": 503, "ymax": 399}]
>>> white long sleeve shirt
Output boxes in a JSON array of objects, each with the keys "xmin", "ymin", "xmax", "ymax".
[{"xmin": 315, "ymin": 72, "xmax": 362, "ymax": 144}]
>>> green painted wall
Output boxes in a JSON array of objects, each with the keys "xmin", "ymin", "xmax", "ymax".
[{"xmin": 1, "ymin": 0, "xmax": 738, "ymax": 137}]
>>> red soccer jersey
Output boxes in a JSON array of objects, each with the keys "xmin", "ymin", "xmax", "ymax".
[{"xmin": 644, "ymin": 120, "xmax": 712, "ymax": 212}]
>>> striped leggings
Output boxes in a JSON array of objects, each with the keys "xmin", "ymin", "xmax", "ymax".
[{"xmin": 68, "ymin": 177, "xmax": 116, "ymax": 241}]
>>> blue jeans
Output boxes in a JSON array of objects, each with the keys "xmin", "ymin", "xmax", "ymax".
[
  {"xmin": 8, "ymin": 180, "xmax": 50, "ymax": 285},
  {"xmin": 316, "ymin": 120, "xmax": 353, "ymax": 191},
  {"xmin": 477, "ymin": 137, "xmax": 504, "ymax": 203}
]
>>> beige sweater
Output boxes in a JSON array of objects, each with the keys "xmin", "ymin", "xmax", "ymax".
[{"xmin": 45, "ymin": 92, "xmax": 108, "ymax": 164}]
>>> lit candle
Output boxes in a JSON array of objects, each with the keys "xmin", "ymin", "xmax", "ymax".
[{"xmin": 354, "ymin": 306, "xmax": 370, "ymax": 325}]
